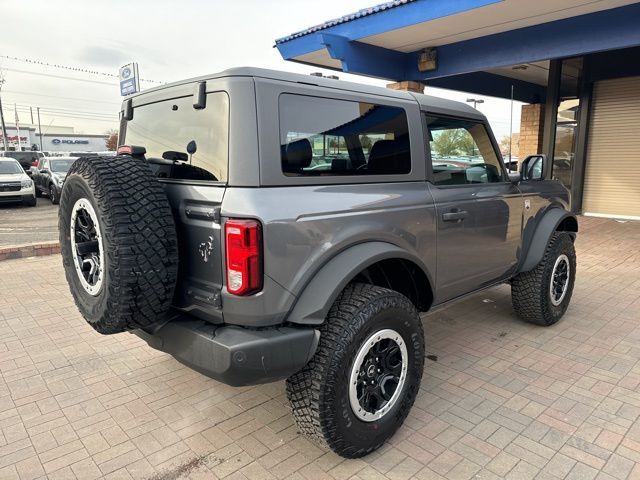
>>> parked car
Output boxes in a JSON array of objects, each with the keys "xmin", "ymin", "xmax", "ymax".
[
  {"xmin": 58, "ymin": 67, "xmax": 578, "ymax": 458},
  {"xmin": 32, "ymin": 156, "xmax": 76, "ymax": 204},
  {"xmin": 0, "ymin": 151, "xmax": 44, "ymax": 174},
  {"xmin": 0, "ymin": 157, "xmax": 37, "ymax": 206}
]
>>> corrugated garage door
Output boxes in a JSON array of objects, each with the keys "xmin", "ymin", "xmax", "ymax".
[{"xmin": 583, "ymin": 76, "xmax": 640, "ymax": 219}]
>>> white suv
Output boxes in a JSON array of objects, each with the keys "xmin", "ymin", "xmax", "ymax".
[{"xmin": 0, "ymin": 158, "xmax": 37, "ymax": 207}]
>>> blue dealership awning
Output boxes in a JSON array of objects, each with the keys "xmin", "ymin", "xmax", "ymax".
[{"xmin": 275, "ymin": 0, "xmax": 640, "ymax": 102}]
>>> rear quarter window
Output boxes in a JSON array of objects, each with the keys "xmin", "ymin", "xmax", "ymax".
[{"xmin": 279, "ymin": 94, "xmax": 410, "ymax": 177}]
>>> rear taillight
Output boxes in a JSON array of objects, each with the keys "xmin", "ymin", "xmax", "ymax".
[{"xmin": 225, "ymin": 219, "xmax": 263, "ymax": 296}]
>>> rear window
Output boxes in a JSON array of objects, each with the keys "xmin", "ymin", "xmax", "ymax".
[
  {"xmin": 124, "ymin": 92, "xmax": 229, "ymax": 182},
  {"xmin": 3, "ymin": 152, "xmax": 39, "ymax": 163},
  {"xmin": 279, "ymin": 94, "xmax": 410, "ymax": 177}
]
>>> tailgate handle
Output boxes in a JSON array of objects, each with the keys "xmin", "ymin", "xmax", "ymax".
[
  {"xmin": 185, "ymin": 205, "xmax": 220, "ymax": 222},
  {"xmin": 442, "ymin": 210, "xmax": 468, "ymax": 222}
]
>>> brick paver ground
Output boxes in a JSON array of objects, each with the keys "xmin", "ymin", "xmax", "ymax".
[{"xmin": 1, "ymin": 216, "xmax": 639, "ymax": 480}]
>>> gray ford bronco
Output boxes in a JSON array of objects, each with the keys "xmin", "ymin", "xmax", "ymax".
[{"xmin": 59, "ymin": 67, "xmax": 577, "ymax": 458}]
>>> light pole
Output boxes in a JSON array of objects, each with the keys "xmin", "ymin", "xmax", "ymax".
[
  {"xmin": 0, "ymin": 73, "xmax": 8, "ymax": 151},
  {"xmin": 466, "ymin": 98, "xmax": 484, "ymax": 110}
]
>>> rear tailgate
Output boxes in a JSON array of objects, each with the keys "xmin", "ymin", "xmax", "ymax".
[{"xmin": 163, "ymin": 183, "xmax": 225, "ymax": 322}]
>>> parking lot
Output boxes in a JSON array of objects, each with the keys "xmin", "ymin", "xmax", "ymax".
[
  {"xmin": 0, "ymin": 200, "xmax": 59, "ymax": 248},
  {"xmin": 0, "ymin": 215, "xmax": 639, "ymax": 480}
]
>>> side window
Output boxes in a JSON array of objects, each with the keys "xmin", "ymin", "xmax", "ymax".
[
  {"xmin": 426, "ymin": 115, "xmax": 505, "ymax": 186},
  {"xmin": 41, "ymin": 159, "xmax": 48, "ymax": 170},
  {"xmin": 279, "ymin": 94, "xmax": 410, "ymax": 176}
]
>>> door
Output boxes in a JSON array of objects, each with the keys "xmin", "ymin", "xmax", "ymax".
[
  {"xmin": 425, "ymin": 114, "xmax": 523, "ymax": 303},
  {"xmin": 122, "ymin": 90, "xmax": 231, "ymax": 319},
  {"xmin": 583, "ymin": 76, "xmax": 640, "ymax": 219}
]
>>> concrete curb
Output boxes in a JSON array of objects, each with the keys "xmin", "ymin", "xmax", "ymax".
[{"xmin": 0, "ymin": 242, "xmax": 61, "ymax": 262}]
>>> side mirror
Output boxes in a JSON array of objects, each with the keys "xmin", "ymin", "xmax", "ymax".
[
  {"xmin": 508, "ymin": 172, "xmax": 521, "ymax": 184},
  {"xmin": 520, "ymin": 154, "xmax": 547, "ymax": 181}
]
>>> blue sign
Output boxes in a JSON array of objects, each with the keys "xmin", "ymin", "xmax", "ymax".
[
  {"xmin": 119, "ymin": 63, "xmax": 140, "ymax": 96},
  {"xmin": 51, "ymin": 138, "xmax": 90, "ymax": 145}
]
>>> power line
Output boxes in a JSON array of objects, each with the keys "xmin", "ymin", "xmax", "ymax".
[
  {"xmin": 13, "ymin": 103, "xmax": 116, "ymax": 118},
  {"xmin": 0, "ymin": 55, "xmax": 164, "ymax": 84},
  {"xmin": 2, "ymin": 68, "xmax": 118, "ymax": 86},
  {"xmin": 4, "ymin": 106, "xmax": 117, "ymax": 123},
  {"xmin": 3, "ymin": 89, "xmax": 120, "ymax": 105}
]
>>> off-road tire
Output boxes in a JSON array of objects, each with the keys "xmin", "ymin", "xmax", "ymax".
[
  {"xmin": 511, "ymin": 232, "xmax": 576, "ymax": 326},
  {"xmin": 35, "ymin": 187, "xmax": 42, "ymax": 198},
  {"xmin": 24, "ymin": 196, "xmax": 37, "ymax": 207},
  {"xmin": 59, "ymin": 155, "xmax": 179, "ymax": 334},
  {"xmin": 286, "ymin": 283, "xmax": 425, "ymax": 458}
]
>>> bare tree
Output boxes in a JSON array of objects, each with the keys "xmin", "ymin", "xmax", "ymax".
[{"xmin": 105, "ymin": 129, "xmax": 118, "ymax": 151}]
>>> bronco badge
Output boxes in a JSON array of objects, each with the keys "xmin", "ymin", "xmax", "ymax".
[{"xmin": 198, "ymin": 236, "xmax": 215, "ymax": 263}]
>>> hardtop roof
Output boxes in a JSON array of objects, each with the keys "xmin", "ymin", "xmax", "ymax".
[{"xmin": 126, "ymin": 66, "xmax": 485, "ymax": 120}]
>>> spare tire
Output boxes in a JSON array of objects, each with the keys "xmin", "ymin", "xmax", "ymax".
[{"xmin": 59, "ymin": 155, "xmax": 179, "ymax": 334}]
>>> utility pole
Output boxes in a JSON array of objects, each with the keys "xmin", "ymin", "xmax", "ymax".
[
  {"xmin": 37, "ymin": 107, "xmax": 43, "ymax": 152},
  {"xmin": 14, "ymin": 104, "xmax": 22, "ymax": 151},
  {"xmin": 0, "ymin": 73, "xmax": 8, "ymax": 151}
]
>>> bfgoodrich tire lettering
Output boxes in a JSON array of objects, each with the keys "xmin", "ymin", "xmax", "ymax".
[
  {"xmin": 511, "ymin": 232, "xmax": 576, "ymax": 326},
  {"xmin": 286, "ymin": 283, "xmax": 425, "ymax": 458},
  {"xmin": 59, "ymin": 155, "xmax": 179, "ymax": 334}
]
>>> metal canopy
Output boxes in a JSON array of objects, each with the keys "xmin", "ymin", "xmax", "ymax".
[{"xmin": 275, "ymin": 0, "xmax": 640, "ymax": 102}]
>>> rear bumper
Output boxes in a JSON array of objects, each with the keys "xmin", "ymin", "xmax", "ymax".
[{"xmin": 133, "ymin": 318, "xmax": 319, "ymax": 386}]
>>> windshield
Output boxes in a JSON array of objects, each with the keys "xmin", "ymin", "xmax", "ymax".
[
  {"xmin": 50, "ymin": 159, "xmax": 76, "ymax": 173},
  {"xmin": 124, "ymin": 91, "xmax": 229, "ymax": 182},
  {"xmin": 0, "ymin": 161, "xmax": 24, "ymax": 175}
]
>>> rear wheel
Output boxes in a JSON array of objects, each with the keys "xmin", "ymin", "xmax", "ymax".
[
  {"xmin": 511, "ymin": 232, "xmax": 576, "ymax": 326},
  {"xmin": 49, "ymin": 184, "xmax": 59, "ymax": 205},
  {"xmin": 59, "ymin": 155, "xmax": 179, "ymax": 334},
  {"xmin": 286, "ymin": 283, "xmax": 425, "ymax": 458}
]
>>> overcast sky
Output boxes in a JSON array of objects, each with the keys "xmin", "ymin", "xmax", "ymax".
[{"xmin": 0, "ymin": 0, "xmax": 520, "ymax": 139}]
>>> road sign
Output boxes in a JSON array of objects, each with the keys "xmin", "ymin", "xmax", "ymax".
[{"xmin": 119, "ymin": 63, "xmax": 140, "ymax": 96}]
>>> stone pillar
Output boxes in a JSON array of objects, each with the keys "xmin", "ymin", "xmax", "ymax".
[
  {"xmin": 386, "ymin": 81, "xmax": 425, "ymax": 94},
  {"xmin": 519, "ymin": 103, "xmax": 545, "ymax": 158}
]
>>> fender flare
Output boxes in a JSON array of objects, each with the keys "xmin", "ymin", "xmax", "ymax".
[
  {"xmin": 286, "ymin": 241, "xmax": 432, "ymax": 326},
  {"xmin": 518, "ymin": 208, "xmax": 578, "ymax": 273}
]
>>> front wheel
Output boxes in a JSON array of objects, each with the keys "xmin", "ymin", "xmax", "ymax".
[
  {"xmin": 286, "ymin": 283, "xmax": 425, "ymax": 458},
  {"xmin": 511, "ymin": 232, "xmax": 576, "ymax": 326}
]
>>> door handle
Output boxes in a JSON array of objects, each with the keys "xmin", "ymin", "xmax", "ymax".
[{"xmin": 442, "ymin": 210, "xmax": 468, "ymax": 222}]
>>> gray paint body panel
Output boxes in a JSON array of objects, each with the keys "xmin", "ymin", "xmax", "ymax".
[{"xmin": 120, "ymin": 68, "xmax": 576, "ymax": 384}]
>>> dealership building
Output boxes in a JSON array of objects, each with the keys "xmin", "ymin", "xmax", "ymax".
[
  {"xmin": 276, "ymin": 0, "xmax": 640, "ymax": 219},
  {"xmin": 1, "ymin": 124, "xmax": 109, "ymax": 153}
]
